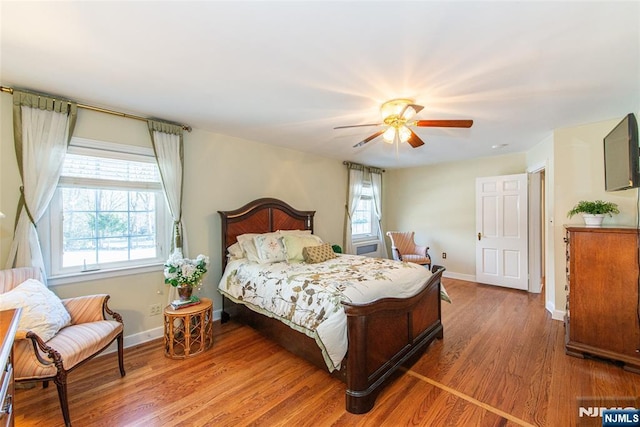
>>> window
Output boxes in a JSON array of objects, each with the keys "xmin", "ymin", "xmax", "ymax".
[
  {"xmin": 351, "ymin": 182, "xmax": 376, "ymax": 239},
  {"xmin": 43, "ymin": 138, "xmax": 169, "ymax": 279}
]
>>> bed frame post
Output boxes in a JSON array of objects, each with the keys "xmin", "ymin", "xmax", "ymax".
[
  {"xmin": 344, "ymin": 315, "xmax": 372, "ymax": 413},
  {"xmin": 221, "ymin": 297, "xmax": 230, "ymax": 323}
]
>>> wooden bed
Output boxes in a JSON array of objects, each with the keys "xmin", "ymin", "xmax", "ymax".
[{"xmin": 218, "ymin": 197, "xmax": 444, "ymax": 414}]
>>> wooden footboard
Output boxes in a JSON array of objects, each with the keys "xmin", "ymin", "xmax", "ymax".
[
  {"xmin": 342, "ymin": 265, "xmax": 444, "ymax": 413},
  {"xmin": 221, "ymin": 264, "xmax": 444, "ymax": 414},
  {"xmin": 218, "ymin": 198, "xmax": 445, "ymax": 414}
]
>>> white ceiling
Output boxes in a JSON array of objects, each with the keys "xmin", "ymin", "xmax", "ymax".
[{"xmin": 1, "ymin": 1, "xmax": 638, "ymax": 169}]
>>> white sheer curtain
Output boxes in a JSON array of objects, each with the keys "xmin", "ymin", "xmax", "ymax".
[
  {"xmin": 344, "ymin": 166, "xmax": 364, "ymax": 255},
  {"xmin": 5, "ymin": 91, "xmax": 77, "ymax": 279},
  {"xmin": 149, "ymin": 120, "xmax": 184, "ymax": 303},
  {"xmin": 370, "ymin": 170, "xmax": 388, "ymax": 257}
]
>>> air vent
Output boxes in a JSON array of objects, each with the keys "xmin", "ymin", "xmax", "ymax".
[{"xmin": 356, "ymin": 243, "xmax": 378, "ymax": 256}]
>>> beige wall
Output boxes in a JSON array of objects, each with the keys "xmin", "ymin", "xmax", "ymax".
[
  {"xmin": 0, "ymin": 94, "xmax": 347, "ymax": 340},
  {"xmin": 552, "ymin": 115, "xmax": 639, "ymax": 315},
  {"xmin": 384, "ymin": 152, "xmax": 527, "ymax": 278}
]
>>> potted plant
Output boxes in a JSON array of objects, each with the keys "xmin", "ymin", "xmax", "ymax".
[
  {"xmin": 567, "ymin": 200, "xmax": 619, "ymax": 226},
  {"xmin": 163, "ymin": 251, "xmax": 210, "ymax": 300}
]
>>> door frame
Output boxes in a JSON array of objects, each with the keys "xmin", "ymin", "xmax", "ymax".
[
  {"xmin": 527, "ymin": 161, "xmax": 554, "ymax": 313},
  {"xmin": 528, "ymin": 170, "xmax": 543, "ymax": 293}
]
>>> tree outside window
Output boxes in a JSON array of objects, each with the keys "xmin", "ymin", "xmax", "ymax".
[
  {"xmin": 352, "ymin": 183, "xmax": 375, "ymax": 238},
  {"xmin": 44, "ymin": 139, "xmax": 168, "ymax": 277}
]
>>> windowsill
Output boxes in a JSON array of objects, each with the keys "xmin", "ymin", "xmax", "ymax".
[
  {"xmin": 48, "ymin": 262, "xmax": 164, "ymax": 287},
  {"xmin": 352, "ymin": 235, "xmax": 379, "ymax": 243}
]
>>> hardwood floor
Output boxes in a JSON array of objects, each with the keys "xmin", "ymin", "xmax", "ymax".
[{"xmin": 14, "ymin": 278, "xmax": 639, "ymax": 426}]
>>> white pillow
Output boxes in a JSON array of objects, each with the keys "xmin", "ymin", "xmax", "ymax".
[
  {"xmin": 254, "ymin": 234, "xmax": 287, "ymax": 264},
  {"xmin": 236, "ymin": 233, "xmax": 263, "ymax": 263},
  {"xmin": 277, "ymin": 229, "xmax": 312, "ymax": 235},
  {"xmin": 237, "ymin": 232, "xmax": 282, "ymax": 263},
  {"xmin": 0, "ymin": 278, "xmax": 71, "ymax": 341},
  {"xmin": 227, "ymin": 242, "xmax": 245, "ymax": 260},
  {"xmin": 282, "ymin": 234, "xmax": 324, "ymax": 262}
]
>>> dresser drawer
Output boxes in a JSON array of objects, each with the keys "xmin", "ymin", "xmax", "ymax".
[
  {"xmin": 0, "ymin": 309, "xmax": 19, "ymax": 427},
  {"xmin": 0, "ymin": 358, "xmax": 13, "ymax": 427}
]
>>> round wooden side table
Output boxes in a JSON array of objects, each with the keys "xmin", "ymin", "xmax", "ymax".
[{"xmin": 163, "ymin": 297, "xmax": 213, "ymax": 359}]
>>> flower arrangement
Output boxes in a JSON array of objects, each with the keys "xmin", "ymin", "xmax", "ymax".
[{"xmin": 164, "ymin": 251, "xmax": 210, "ymax": 288}]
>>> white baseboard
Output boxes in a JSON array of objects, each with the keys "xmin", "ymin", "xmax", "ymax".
[
  {"xmin": 442, "ymin": 271, "xmax": 476, "ymax": 282},
  {"xmin": 123, "ymin": 326, "xmax": 164, "ymax": 348},
  {"xmin": 545, "ymin": 300, "xmax": 565, "ymax": 321}
]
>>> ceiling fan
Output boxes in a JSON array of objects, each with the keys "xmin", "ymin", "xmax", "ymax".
[{"xmin": 335, "ymin": 98, "xmax": 473, "ymax": 148}]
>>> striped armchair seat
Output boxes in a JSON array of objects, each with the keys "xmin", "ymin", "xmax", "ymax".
[
  {"xmin": 0, "ymin": 267, "xmax": 125, "ymax": 427},
  {"xmin": 386, "ymin": 231, "xmax": 432, "ymax": 270}
]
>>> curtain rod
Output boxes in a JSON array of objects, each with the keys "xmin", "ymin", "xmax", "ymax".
[
  {"xmin": 342, "ymin": 161, "xmax": 385, "ymax": 173},
  {"xmin": 0, "ymin": 85, "xmax": 192, "ymax": 132}
]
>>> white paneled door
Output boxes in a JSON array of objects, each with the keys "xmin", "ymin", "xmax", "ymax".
[{"xmin": 475, "ymin": 174, "xmax": 528, "ymax": 290}]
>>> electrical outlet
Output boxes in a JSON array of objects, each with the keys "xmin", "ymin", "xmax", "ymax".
[
  {"xmin": 149, "ymin": 303, "xmax": 162, "ymax": 316},
  {"xmin": 442, "ymin": 252, "xmax": 447, "ymax": 259}
]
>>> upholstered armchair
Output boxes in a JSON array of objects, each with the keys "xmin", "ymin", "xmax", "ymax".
[
  {"xmin": 0, "ymin": 267, "xmax": 125, "ymax": 427},
  {"xmin": 386, "ymin": 231, "xmax": 432, "ymax": 270}
]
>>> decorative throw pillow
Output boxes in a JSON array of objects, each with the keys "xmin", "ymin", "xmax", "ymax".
[
  {"xmin": 282, "ymin": 234, "xmax": 323, "ymax": 262},
  {"xmin": 253, "ymin": 234, "xmax": 287, "ymax": 264},
  {"xmin": 0, "ymin": 278, "xmax": 71, "ymax": 341},
  {"xmin": 303, "ymin": 243, "xmax": 337, "ymax": 264}
]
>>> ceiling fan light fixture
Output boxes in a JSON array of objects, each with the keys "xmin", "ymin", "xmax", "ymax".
[
  {"xmin": 382, "ymin": 126, "xmax": 396, "ymax": 143},
  {"xmin": 380, "ymin": 98, "xmax": 414, "ymax": 121},
  {"xmin": 398, "ymin": 125, "xmax": 411, "ymax": 143},
  {"xmin": 401, "ymin": 106, "xmax": 417, "ymax": 120}
]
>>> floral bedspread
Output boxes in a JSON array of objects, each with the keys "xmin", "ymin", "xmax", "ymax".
[{"xmin": 218, "ymin": 254, "xmax": 447, "ymax": 372}]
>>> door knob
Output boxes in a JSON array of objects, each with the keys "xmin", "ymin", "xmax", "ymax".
[{"xmin": 477, "ymin": 232, "xmax": 481, "ymax": 241}]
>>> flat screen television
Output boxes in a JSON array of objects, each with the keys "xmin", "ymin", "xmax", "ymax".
[{"xmin": 604, "ymin": 113, "xmax": 639, "ymax": 192}]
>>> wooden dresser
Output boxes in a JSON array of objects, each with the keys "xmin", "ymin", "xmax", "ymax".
[
  {"xmin": 0, "ymin": 309, "xmax": 21, "ymax": 427},
  {"xmin": 564, "ymin": 226, "xmax": 640, "ymax": 372}
]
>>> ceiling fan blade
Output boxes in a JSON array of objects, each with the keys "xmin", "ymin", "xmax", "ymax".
[
  {"xmin": 408, "ymin": 104, "xmax": 424, "ymax": 115},
  {"xmin": 397, "ymin": 104, "xmax": 424, "ymax": 119},
  {"xmin": 411, "ymin": 104, "xmax": 424, "ymax": 114},
  {"xmin": 334, "ymin": 123, "xmax": 382, "ymax": 129},
  {"xmin": 407, "ymin": 129, "xmax": 425, "ymax": 148},
  {"xmin": 415, "ymin": 119, "xmax": 473, "ymax": 128},
  {"xmin": 353, "ymin": 130, "xmax": 384, "ymax": 148}
]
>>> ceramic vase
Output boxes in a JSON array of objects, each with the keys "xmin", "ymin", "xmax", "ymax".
[{"xmin": 177, "ymin": 285, "xmax": 193, "ymax": 301}]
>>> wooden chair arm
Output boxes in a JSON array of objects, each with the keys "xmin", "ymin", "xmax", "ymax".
[
  {"xmin": 19, "ymin": 331, "xmax": 62, "ymax": 367},
  {"xmin": 62, "ymin": 294, "xmax": 123, "ymax": 324},
  {"xmin": 392, "ymin": 247, "xmax": 403, "ymax": 261}
]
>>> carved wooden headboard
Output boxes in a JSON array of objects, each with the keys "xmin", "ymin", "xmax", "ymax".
[{"xmin": 218, "ymin": 198, "xmax": 315, "ymax": 269}]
